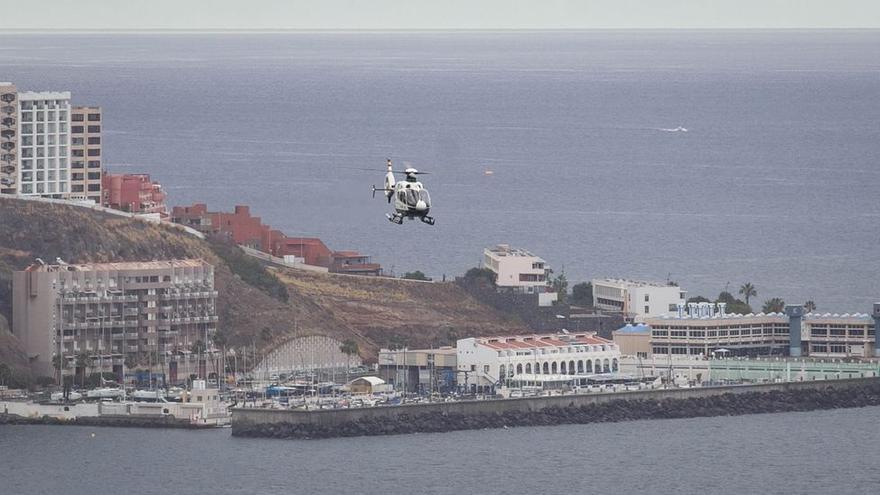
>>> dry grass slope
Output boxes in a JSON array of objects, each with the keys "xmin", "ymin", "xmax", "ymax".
[{"xmin": 0, "ymin": 198, "xmax": 526, "ymax": 383}]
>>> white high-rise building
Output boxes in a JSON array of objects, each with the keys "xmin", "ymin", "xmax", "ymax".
[{"xmin": 17, "ymin": 91, "xmax": 71, "ymax": 198}]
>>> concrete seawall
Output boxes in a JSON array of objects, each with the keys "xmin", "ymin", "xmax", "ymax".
[{"xmin": 232, "ymin": 377, "xmax": 880, "ymax": 439}]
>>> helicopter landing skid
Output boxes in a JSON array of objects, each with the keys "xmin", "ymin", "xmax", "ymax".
[
  {"xmin": 420, "ymin": 216, "xmax": 435, "ymax": 226},
  {"xmin": 386, "ymin": 213, "xmax": 404, "ymax": 225}
]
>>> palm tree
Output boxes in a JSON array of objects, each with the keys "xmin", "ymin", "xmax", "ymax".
[
  {"xmin": 804, "ymin": 300, "xmax": 817, "ymax": 313},
  {"xmin": 739, "ymin": 283, "xmax": 757, "ymax": 306},
  {"xmin": 762, "ymin": 297, "xmax": 785, "ymax": 313},
  {"xmin": 52, "ymin": 354, "xmax": 68, "ymax": 385},
  {"xmin": 74, "ymin": 351, "xmax": 92, "ymax": 388},
  {"xmin": 339, "ymin": 339, "xmax": 359, "ymax": 382}
]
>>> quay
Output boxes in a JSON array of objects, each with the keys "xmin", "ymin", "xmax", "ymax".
[{"xmin": 232, "ymin": 377, "xmax": 880, "ymax": 439}]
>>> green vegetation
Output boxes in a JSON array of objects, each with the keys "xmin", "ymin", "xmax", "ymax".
[
  {"xmin": 763, "ymin": 297, "xmax": 786, "ymax": 313},
  {"xmin": 570, "ymin": 282, "xmax": 593, "ymax": 307},
  {"xmin": 687, "ymin": 295, "xmax": 712, "ymax": 304},
  {"xmin": 463, "ymin": 267, "xmax": 497, "ymax": 286},
  {"xmin": 402, "ymin": 270, "xmax": 429, "ymax": 281},
  {"xmin": 208, "ymin": 239, "xmax": 289, "ymax": 303},
  {"xmin": 550, "ymin": 271, "xmax": 568, "ymax": 304},
  {"xmin": 804, "ymin": 300, "xmax": 817, "ymax": 313},
  {"xmin": 716, "ymin": 291, "xmax": 752, "ymax": 314},
  {"xmin": 739, "ymin": 282, "xmax": 757, "ymax": 306}
]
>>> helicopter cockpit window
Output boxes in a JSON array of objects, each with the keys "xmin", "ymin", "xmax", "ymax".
[
  {"xmin": 405, "ymin": 189, "xmax": 419, "ymax": 207},
  {"xmin": 419, "ymin": 189, "xmax": 431, "ymax": 207}
]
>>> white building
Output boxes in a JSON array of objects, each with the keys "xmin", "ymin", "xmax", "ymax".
[
  {"xmin": 0, "ymin": 82, "xmax": 17, "ymax": 195},
  {"xmin": 643, "ymin": 302, "xmax": 877, "ymax": 359},
  {"xmin": 482, "ymin": 244, "xmax": 557, "ymax": 306},
  {"xmin": 17, "ymin": 90, "xmax": 71, "ymax": 198},
  {"xmin": 457, "ymin": 333, "xmax": 621, "ymax": 391},
  {"xmin": 592, "ymin": 278, "xmax": 686, "ymax": 321}
]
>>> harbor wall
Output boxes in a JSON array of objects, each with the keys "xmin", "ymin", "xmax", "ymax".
[{"xmin": 232, "ymin": 377, "xmax": 880, "ymax": 439}]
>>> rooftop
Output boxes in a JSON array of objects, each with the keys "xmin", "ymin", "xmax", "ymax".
[
  {"xmin": 593, "ymin": 278, "xmax": 679, "ymax": 288},
  {"xmin": 26, "ymin": 259, "xmax": 210, "ymax": 273},
  {"xmin": 614, "ymin": 323, "xmax": 651, "ymax": 334},
  {"xmin": 485, "ymin": 244, "xmax": 543, "ymax": 259},
  {"xmin": 475, "ymin": 332, "xmax": 613, "ymax": 350},
  {"xmin": 18, "ymin": 91, "xmax": 71, "ymax": 101},
  {"xmin": 650, "ymin": 311, "xmax": 873, "ymax": 321}
]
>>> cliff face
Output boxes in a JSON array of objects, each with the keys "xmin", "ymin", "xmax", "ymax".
[{"xmin": 0, "ymin": 198, "xmax": 525, "ymax": 379}]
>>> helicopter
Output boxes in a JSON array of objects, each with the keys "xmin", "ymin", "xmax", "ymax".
[{"xmin": 371, "ymin": 158, "xmax": 435, "ymax": 225}]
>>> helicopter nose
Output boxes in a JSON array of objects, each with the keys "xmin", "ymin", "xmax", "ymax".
[{"xmin": 415, "ymin": 200, "xmax": 427, "ymax": 211}]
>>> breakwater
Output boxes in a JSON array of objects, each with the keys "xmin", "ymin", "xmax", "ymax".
[
  {"xmin": 233, "ymin": 378, "xmax": 880, "ymax": 439},
  {"xmin": 0, "ymin": 413, "xmax": 213, "ymax": 429}
]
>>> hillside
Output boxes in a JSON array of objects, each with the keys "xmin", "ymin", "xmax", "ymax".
[{"xmin": 0, "ymin": 198, "xmax": 526, "ymax": 383}]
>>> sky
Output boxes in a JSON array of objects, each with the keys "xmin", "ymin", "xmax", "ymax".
[{"xmin": 1, "ymin": 0, "xmax": 879, "ymax": 30}]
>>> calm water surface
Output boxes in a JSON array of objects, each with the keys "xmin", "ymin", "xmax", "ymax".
[
  {"xmin": 0, "ymin": 31, "xmax": 878, "ymax": 309},
  {"xmin": 1, "ymin": 406, "xmax": 879, "ymax": 494}
]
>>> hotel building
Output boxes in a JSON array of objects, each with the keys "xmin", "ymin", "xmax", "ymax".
[
  {"xmin": 69, "ymin": 106, "xmax": 102, "ymax": 203},
  {"xmin": 592, "ymin": 278, "xmax": 687, "ymax": 322},
  {"xmin": 457, "ymin": 333, "xmax": 621, "ymax": 392},
  {"xmin": 0, "ymin": 82, "xmax": 17, "ymax": 195},
  {"xmin": 639, "ymin": 302, "xmax": 877, "ymax": 359},
  {"xmin": 12, "ymin": 260, "xmax": 218, "ymax": 381},
  {"xmin": 17, "ymin": 91, "xmax": 72, "ymax": 198}
]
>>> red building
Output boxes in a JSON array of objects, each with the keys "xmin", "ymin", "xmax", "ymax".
[
  {"xmin": 171, "ymin": 202, "xmax": 381, "ymax": 275},
  {"xmin": 330, "ymin": 251, "xmax": 382, "ymax": 276},
  {"xmin": 170, "ymin": 203, "xmax": 275, "ymax": 251},
  {"xmin": 271, "ymin": 237, "xmax": 332, "ymax": 267},
  {"xmin": 102, "ymin": 173, "xmax": 167, "ymax": 216}
]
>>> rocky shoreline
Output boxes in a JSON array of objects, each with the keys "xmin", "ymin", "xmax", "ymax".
[{"xmin": 234, "ymin": 382, "xmax": 880, "ymax": 440}]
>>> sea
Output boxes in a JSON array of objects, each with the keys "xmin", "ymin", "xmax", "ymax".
[
  {"xmin": 1, "ymin": 407, "xmax": 879, "ymax": 495},
  {"xmin": 0, "ymin": 30, "xmax": 879, "ymax": 311}
]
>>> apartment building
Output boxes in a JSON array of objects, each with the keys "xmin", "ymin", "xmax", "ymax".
[
  {"xmin": 12, "ymin": 260, "xmax": 218, "ymax": 380},
  {"xmin": 102, "ymin": 172, "xmax": 167, "ymax": 216},
  {"xmin": 592, "ymin": 278, "xmax": 687, "ymax": 321},
  {"xmin": 482, "ymin": 244, "xmax": 557, "ymax": 305},
  {"xmin": 17, "ymin": 91, "xmax": 72, "ymax": 198},
  {"xmin": 69, "ymin": 106, "xmax": 102, "ymax": 203},
  {"xmin": 0, "ymin": 82, "xmax": 17, "ymax": 195}
]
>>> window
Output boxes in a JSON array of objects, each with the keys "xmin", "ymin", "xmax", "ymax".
[
  {"xmin": 72, "ymin": 184, "xmax": 85, "ymax": 192},
  {"xmin": 72, "ymin": 113, "xmax": 84, "ymax": 122},
  {"xmin": 72, "ymin": 126, "xmax": 83, "ymax": 133},
  {"xmin": 72, "ymin": 161, "xmax": 84, "ymax": 169},
  {"xmin": 73, "ymin": 149, "xmax": 84, "ymax": 157},
  {"xmin": 87, "ymin": 160, "xmax": 100, "ymax": 168},
  {"xmin": 87, "ymin": 149, "xmax": 100, "ymax": 156},
  {"xmin": 645, "ymin": 294, "xmax": 650, "ymax": 302},
  {"xmin": 644, "ymin": 305, "xmax": 650, "ymax": 314},
  {"xmin": 87, "ymin": 172, "xmax": 100, "ymax": 180},
  {"xmin": 87, "ymin": 125, "xmax": 100, "ymax": 133},
  {"xmin": 87, "ymin": 184, "xmax": 100, "ymax": 192},
  {"xmin": 88, "ymin": 113, "xmax": 101, "ymax": 121},
  {"xmin": 72, "ymin": 137, "xmax": 84, "ymax": 145},
  {"xmin": 88, "ymin": 137, "xmax": 100, "ymax": 145}
]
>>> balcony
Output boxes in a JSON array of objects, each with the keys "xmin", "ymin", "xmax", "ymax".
[
  {"xmin": 0, "ymin": 117, "xmax": 13, "ymax": 127},
  {"xmin": 0, "ymin": 130, "xmax": 14, "ymax": 139},
  {"xmin": 1, "ymin": 105, "xmax": 14, "ymax": 115},
  {"xmin": 0, "ymin": 141, "xmax": 13, "ymax": 150},
  {"xmin": 0, "ymin": 93, "xmax": 14, "ymax": 103}
]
